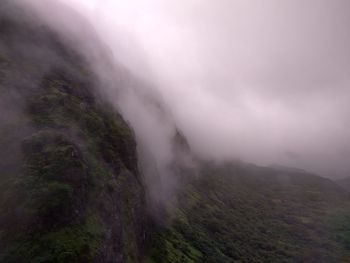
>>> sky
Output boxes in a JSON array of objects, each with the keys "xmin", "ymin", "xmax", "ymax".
[{"xmin": 22, "ymin": 0, "xmax": 350, "ymax": 179}]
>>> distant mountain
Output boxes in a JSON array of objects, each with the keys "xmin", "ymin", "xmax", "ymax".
[
  {"xmin": 336, "ymin": 177, "xmax": 350, "ymax": 192},
  {"xmin": 147, "ymin": 162, "xmax": 350, "ymax": 263}
]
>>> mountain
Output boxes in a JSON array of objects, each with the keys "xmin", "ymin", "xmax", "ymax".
[
  {"xmin": 0, "ymin": 2, "xmax": 349, "ymax": 263},
  {"xmin": 336, "ymin": 177, "xmax": 350, "ymax": 192},
  {"xmin": 0, "ymin": 2, "xmax": 147, "ymax": 262},
  {"xmin": 147, "ymin": 162, "xmax": 350, "ymax": 263}
]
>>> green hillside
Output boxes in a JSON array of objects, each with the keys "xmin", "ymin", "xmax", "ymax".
[
  {"xmin": 0, "ymin": 2, "xmax": 147, "ymax": 262},
  {"xmin": 147, "ymin": 162, "xmax": 350, "ymax": 263},
  {"xmin": 0, "ymin": 1, "xmax": 350, "ymax": 263}
]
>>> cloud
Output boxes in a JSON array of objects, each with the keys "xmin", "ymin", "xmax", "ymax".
[{"xmin": 19, "ymin": 0, "xmax": 350, "ymax": 179}]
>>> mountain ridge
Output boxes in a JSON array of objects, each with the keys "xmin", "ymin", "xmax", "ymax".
[
  {"xmin": 0, "ymin": 2, "xmax": 349, "ymax": 263},
  {"xmin": 336, "ymin": 176, "xmax": 350, "ymax": 193}
]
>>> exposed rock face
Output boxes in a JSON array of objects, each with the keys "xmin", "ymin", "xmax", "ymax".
[{"xmin": 0, "ymin": 2, "xmax": 147, "ymax": 262}]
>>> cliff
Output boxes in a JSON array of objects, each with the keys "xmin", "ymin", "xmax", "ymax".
[
  {"xmin": 0, "ymin": 2, "xmax": 349, "ymax": 263},
  {"xmin": 0, "ymin": 2, "xmax": 147, "ymax": 262}
]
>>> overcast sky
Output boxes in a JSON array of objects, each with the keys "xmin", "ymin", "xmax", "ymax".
[{"xmin": 25, "ymin": 0, "xmax": 350, "ymax": 178}]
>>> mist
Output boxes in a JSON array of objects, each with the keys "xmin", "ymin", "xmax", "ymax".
[{"xmin": 18, "ymin": 0, "xmax": 350, "ymax": 180}]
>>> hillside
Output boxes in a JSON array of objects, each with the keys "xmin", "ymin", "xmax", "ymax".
[
  {"xmin": 147, "ymin": 162, "xmax": 350, "ymax": 263},
  {"xmin": 0, "ymin": 2, "xmax": 350, "ymax": 263},
  {"xmin": 0, "ymin": 2, "xmax": 147, "ymax": 262},
  {"xmin": 336, "ymin": 177, "xmax": 350, "ymax": 193}
]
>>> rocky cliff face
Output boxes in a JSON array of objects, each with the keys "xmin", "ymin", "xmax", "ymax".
[{"xmin": 0, "ymin": 2, "xmax": 147, "ymax": 262}]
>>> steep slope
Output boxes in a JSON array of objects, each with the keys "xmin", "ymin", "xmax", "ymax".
[
  {"xmin": 0, "ymin": 2, "xmax": 147, "ymax": 262},
  {"xmin": 147, "ymin": 162, "xmax": 350, "ymax": 263},
  {"xmin": 336, "ymin": 177, "xmax": 350, "ymax": 193},
  {"xmin": 1, "ymin": 2, "xmax": 350, "ymax": 263}
]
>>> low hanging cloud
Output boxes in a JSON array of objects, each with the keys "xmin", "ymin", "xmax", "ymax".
[{"xmin": 19, "ymin": 0, "xmax": 350, "ymax": 179}]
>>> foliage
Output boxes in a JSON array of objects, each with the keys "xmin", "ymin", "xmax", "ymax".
[
  {"xmin": 148, "ymin": 163, "xmax": 350, "ymax": 263},
  {"xmin": 0, "ymin": 6, "xmax": 145, "ymax": 261}
]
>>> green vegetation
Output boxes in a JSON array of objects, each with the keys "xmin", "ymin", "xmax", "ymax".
[
  {"xmin": 148, "ymin": 162, "xmax": 350, "ymax": 263},
  {"xmin": 330, "ymin": 211, "xmax": 350, "ymax": 251},
  {"xmin": 2, "ymin": 213, "xmax": 104, "ymax": 263},
  {"xmin": 1, "ymin": 2, "xmax": 350, "ymax": 263},
  {"xmin": 0, "ymin": 4, "xmax": 146, "ymax": 261},
  {"xmin": 0, "ymin": 69, "xmax": 145, "ymax": 262}
]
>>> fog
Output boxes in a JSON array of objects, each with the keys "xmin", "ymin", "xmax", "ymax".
[{"xmin": 19, "ymin": 0, "xmax": 350, "ymax": 179}]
